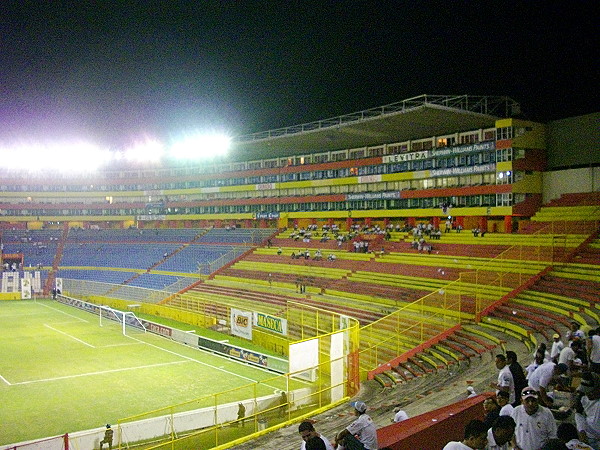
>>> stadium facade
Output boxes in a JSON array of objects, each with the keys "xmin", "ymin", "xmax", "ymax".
[{"xmin": 0, "ymin": 95, "xmax": 598, "ymax": 236}]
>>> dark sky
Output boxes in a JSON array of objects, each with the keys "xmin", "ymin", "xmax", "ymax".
[{"xmin": 0, "ymin": 1, "xmax": 597, "ymax": 149}]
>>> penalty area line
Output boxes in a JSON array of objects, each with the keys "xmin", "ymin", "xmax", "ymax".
[
  {"xmin": 0, "ymin": 374, "xmax": 11, "ymax": 385},
  {"xmin": 44, "ymin": 324, "xmax": 95, "ymax": 348}
]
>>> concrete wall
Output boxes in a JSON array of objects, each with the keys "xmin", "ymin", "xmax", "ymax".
[
  {"xmin": 546, "ymin": 112, "xmax": 600, "ymax": 169},
  {"xmin": 542, "ymin": 167, "xmax": 600, "ymax": 203}
]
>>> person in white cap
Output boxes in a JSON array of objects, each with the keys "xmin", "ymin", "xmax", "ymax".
[
  {"xmin": 391, "ymin": 406, "xmax": 409, "ymax": 423},
  {"xmin": 511, "ymin": 387, "xmax": 557, "ymax": 450},
  {"xmin": 334, "ymin": 401, "xmax": 378, "ymax": 450},
  {"xmin": 550, "ymin": 333, "xmax": 564, "ymax": 362}
]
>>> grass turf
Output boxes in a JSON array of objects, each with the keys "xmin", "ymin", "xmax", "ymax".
[{"xmin": 0, "ymin": 300, "xmax": 299, "ymax": 446}]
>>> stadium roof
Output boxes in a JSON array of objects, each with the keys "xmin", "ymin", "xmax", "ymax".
[{"xmin": 230, "ymin": 94, "xmax": 520, "ymax": 161}]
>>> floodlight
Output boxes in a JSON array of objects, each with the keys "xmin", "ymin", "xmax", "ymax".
[
  {"xmin": 169, "ymin": 133, "xmax": 230, "ymax": 160},
  {"xmin": 0, "ymin": 141, "xmax": 110, "ymax": 173},
  {"xmin": 124, "ymin": 139, "xmax": 165, "ymax": 163}
]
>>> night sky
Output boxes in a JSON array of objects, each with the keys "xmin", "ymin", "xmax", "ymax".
[{"xmin": 0, "ymin": 1, "xmax": 597, "ymax": 149}]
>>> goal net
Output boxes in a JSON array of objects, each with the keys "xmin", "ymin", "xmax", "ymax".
[
  {"xmin": 99, "ymin": 305, "xmax": 147, "ymax": 335},
  {"xmin": 56, "ymin": 294, "xmax": 146, "ymax": 335}
]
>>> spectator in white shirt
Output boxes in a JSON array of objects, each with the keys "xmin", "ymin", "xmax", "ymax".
[
  {"xmin": 550, "ymin": 333, "xmax": 564, "ymax": 362},
  {"xmin": 485, "ymin": 415, "xmax": 516, "ymax": 450},
  {"xmin": 335, "ymin": 401, "xmax": 378, "ymax": 450},
  {"xmin": 556, "ymin": 422, "xmax": 594, "ymax": 450},
  {"xmin": 573, "ymin": 371, "xmax": 600, "ymax": 449},
  {"xmin": 496, "ymin": 391, "xmax": 514, "ymax": 417},
  {"xmin": 567, "ymin": 321, "xmax": 585, "ymax": 343},
  {"xmin": 298, "ymin": 421, "xmax": 334, "ymax": 450},
  {"xmin": 443, "ymin": 419, "xmax": 488, "ymax": 450},
  {"xmin": 492, "ymin": 354, "xmax": 515, "ymax": 404},
  {"xmin": 391, "ymin": 406, "xmax": 409, "ymax": 423},
  {"xmin": 511, "ymin": 387, "xmax": 557, "ymax": 450},
  {"xmin": 588, "ymin": 328, "xmax": 600, "ymax": 374},
  {"xmin": 529, "ymin": 361, "xmax": 568, "ymax": 407}
]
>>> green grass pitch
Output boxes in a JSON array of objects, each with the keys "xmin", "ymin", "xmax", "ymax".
[{"xmin": 0, "ymin": 300, "xmax": 297, "ymax": 446}]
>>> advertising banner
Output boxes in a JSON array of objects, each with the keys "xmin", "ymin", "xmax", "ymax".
[
  {"xmin": 21, "ymin": 278, "xmax": 32, "ymax": 299},
  {"xmin": 231, "ymin": 308, "xmax": 253, "ymax": 340},
  {"xmin": 383, "ymin": 150, "xmax": 430, "ymax": 163},
  {"xmin": 347, "ymin": 191, "xmax": 401, "ymax": 201},
  {"xmin": 254, "ymin": 312, "xmax": 288, "ymax": 336},
  {"xmin": 254, "ymin": 212, "xmax": 280, "ymax": 220}
]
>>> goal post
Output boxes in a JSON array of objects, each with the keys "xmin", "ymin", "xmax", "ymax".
[
  {"xmin": 99, "ymin": 305, "xmax": 147, "ymax": 336},
  {"xmin": 55, "ymin": 294, "xmax": 146, "ymax": 335}
]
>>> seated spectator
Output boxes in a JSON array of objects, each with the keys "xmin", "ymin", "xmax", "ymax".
[
  {"xmin": 327, "ymin": 253, "xmax": 336, "ymax": 261},
  {"xmin": 334, "ymin": 401, "xmax": 378, "ymax": 450},
  {"xmin": 573, "ymin": 371, "xmax": 600, "ymax": 449},
  {"xmin": 496, "ymin": 390, "xmax": 514, "ymax": 417},
  {"xmin": 298, "ymin": 421, "xmax": 334, "ymax": 450},
  {"xmin": 466, "ymin": 386, "xmax": 477, "ymax": 398},
  {"xmin": 482, "ymin": 397, "xmax": 500, "ymax": 428},
  {"xmin": 442, "ymin": 419, "xmax": 488, "ymax": 449},
  {"xmin": 277, "ymin": 247, "xmax": 282, "ymax": 255},
  {"xmin": 391, "ymin": 406, "xmax": 409, "ymax": 423},
  {"xmin": 487, "ymin": 415, "xmax": 516, "ymax": 450},
  {"xmin": 556, "ymin": 422, "xmax": 593, "ymax": 450}
]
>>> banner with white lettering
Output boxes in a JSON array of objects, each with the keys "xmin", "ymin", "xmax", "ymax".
[
  {"xmin": 254, "ymin": 312, "xmax": 288, "ymax": 336},
  {"xmin": 231, "ymin": 308, "xmax": 253, "ymax": 340}
]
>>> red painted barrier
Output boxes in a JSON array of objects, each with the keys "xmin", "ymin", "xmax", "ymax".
[{"xmin": 377, "ymin": 394, "xmax": 488, "ymax": 449}]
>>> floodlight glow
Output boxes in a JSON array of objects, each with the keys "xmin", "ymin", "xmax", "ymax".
[
  {"xmin": 124, "ymin": 139, "xmax": 165, "ymax": 163},
  {"xmin": 169, "ymin": 134, "xmax": 230, "ymax": 160},
  {"xmin": 0, "ymin": 141, "xmax": 111, "ymax": 173}
]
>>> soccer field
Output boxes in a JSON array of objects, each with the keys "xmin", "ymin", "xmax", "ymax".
[{"xmin": 0, "ymin": 300, "xmax": 296, "ymax": 446}]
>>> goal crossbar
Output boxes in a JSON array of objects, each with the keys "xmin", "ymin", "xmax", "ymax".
[{"xmin": 56, "ymin": 294, "xmax": 146, "ymax": 335}]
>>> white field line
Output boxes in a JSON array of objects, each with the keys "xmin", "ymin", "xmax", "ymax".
[
  {"xmin": 127, "ymin": 335, "xmax": 287, "ymax": 389},
  {"xmin": 44, "ymin": 324, "xmax": 95, "ymax": 348},
  {"xmin": 0, "ymin": 374, "xmax": 11, "ymax": 385},
  {"xmin": 0, "ymin": 312, "xmax": 53, "ymax": 318},
  {"xmin": 36, "ymin": 301, "xmax": 89, "ymax": 322},
  {"xmin": 10, "ymin": 360, "xmax": 191, "ymax": 386},
  {"xmin": 99, "ymin": 342, "xmax": 145, "ymax": 348}
]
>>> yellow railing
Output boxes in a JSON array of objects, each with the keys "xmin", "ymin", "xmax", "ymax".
[
  {"xmin": 113, "ymin": 302, "xmax": 359, "ymax": 450},
  {"xmin": 358, "ymin": 216, "xmax": 600, "ymax": 377}
]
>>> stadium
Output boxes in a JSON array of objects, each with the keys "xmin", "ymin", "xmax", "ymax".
[{"xmin": 0, "ymin": 94, "xmax": 599, "ymax": 449}]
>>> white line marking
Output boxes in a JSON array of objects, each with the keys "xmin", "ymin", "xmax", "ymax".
[
  {"xmin": 127, "ymin": 336, "xmax": 286, "ymax": 389},
  {"xmin": 10, "ymin": 360, "xmax": 190, "ymax": 386},
  {"xmin": 37, "ymin": 302, "xmax": 89, "ymax": 322},
  {"xmin": 44, "ymin": 324, "xmax": 95, "ymax": 348},
  {"xmin": 0, "ymin": 374, "xmax": 11, "ymax": 386},
  {"xmin": 99, "ymin": 342, "xmax": 145, "ymax": 348}
]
